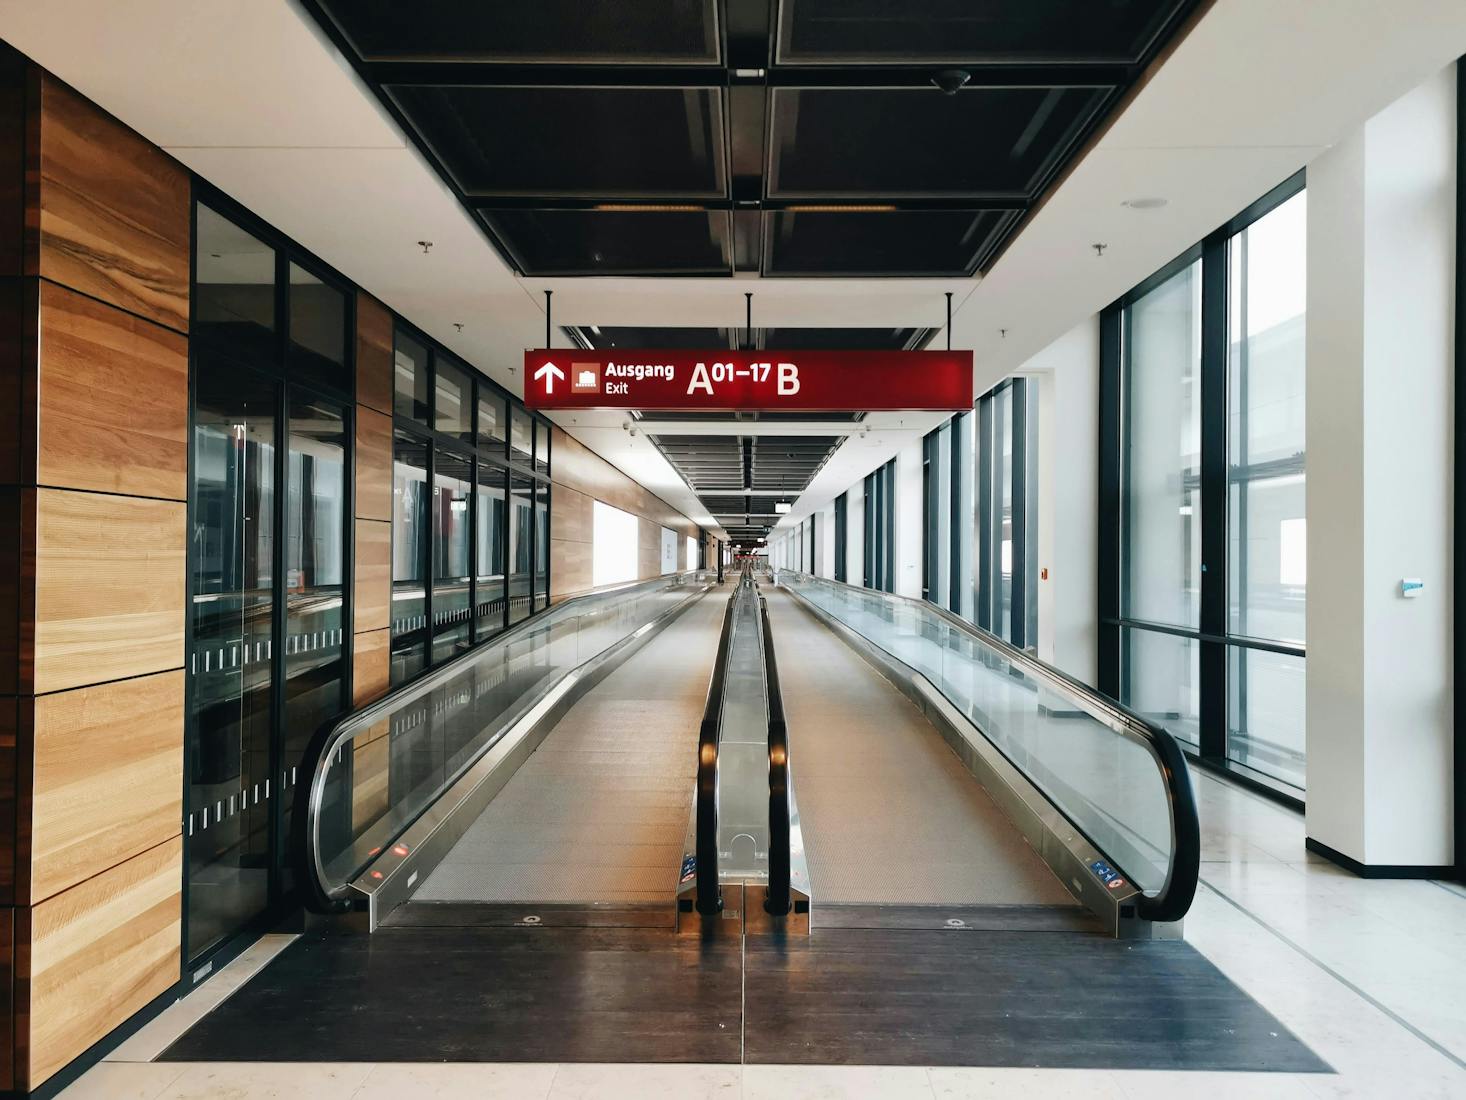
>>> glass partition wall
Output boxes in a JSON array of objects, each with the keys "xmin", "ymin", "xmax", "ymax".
[
  {"xmin": 187, "ymin": 189, "xmax": 554, "ymax": 972},
  {"xmin": 390, "ymin": 324, "xmax": 552, "ymax": 683},
  {"xmin": 1100, "ymin": 174, "xmax": 1307, "ymax": 795},
  {"xmin": 188, "ymin": 192, "xmax": 352, "ymax": 965}
]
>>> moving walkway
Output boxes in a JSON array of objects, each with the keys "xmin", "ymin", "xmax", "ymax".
[{"xmin": 296, "ymin": 562, "xmax": 1197, "ymax": 941}]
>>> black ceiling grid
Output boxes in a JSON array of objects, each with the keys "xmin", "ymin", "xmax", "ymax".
[
  {"xmin": 564, "ymin": 325, "xmax": 936, "ymax": 352},
  {"xmin": 653, "ymin": 432, "xmax": 844, "ymax": 544},
  {"xmin": 301, "ymin": 0, "xmax": 1204, "ymax": 279}
]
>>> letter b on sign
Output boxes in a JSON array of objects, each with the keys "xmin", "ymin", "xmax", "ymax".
[{"xmin": 777, "ymin": 362, "xmax": 800, "ymax": 395}]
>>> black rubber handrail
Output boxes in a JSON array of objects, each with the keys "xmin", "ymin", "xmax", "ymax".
[
  {"xmin": 777, "ymin": 570, "xmax": 1200, "ymax": 923},
  {"xmin": 694, "ymin": 584, "xmax": 740, "ymax": 915},
  {"xmin": 292, "ymin": 571, "xmax": 709, "ymax": 914},
  {"xmin": 761, "ymin": 595, "xmax": 791, "ymax": 917}
]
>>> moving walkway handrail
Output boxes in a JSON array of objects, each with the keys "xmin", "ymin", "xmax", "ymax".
[
  {"xmin": 293, "ymin": 570, "xmax": 707, "ymax": 914},
  {"xmin": 777, "ymin": 569, "xmax": 1199, "ymax": 923},
  {"xmin": 694, "ymin": 583, "xmax": 741, "ymax": 915},
  {"xmin": 761, "ymin": 596, "xmax": 791, "ymax": 917}
]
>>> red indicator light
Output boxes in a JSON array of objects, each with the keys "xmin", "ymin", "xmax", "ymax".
[
  {"xmin": 392, "ymin": 844, "xmax": 410, "ymax": 857},
  {"xmin": 370, "ymin": 870, "xmax": 383, "ymax": 880}
]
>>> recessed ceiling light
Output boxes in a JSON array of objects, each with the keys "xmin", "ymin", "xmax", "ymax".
[{"xmin": 1122, "ymin": 197, "xmax": 1168, "ymax": 210}]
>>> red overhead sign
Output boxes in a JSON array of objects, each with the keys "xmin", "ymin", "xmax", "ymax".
[{"xmin": 522, "ymin": 349, "xmax": 973, "ymax": 412}]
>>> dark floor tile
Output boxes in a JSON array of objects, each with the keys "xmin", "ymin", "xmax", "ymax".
[
  {"xmin": 162, "ymin": 926, "xmax": 742, "ymax": 1065},
  {"xmin": 742, "ymin": 929, "xmax": 1330, "ymax": 1072}
]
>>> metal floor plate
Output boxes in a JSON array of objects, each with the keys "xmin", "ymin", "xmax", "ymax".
[{"xmin": 415, "ymin": 592, "xmax": 727, "ymax": 906}]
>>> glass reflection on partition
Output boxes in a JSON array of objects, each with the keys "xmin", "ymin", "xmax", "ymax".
[
  {"xmin": 188, "ymin": 368, "xmax": 276, "ymax": 960},
  {"xmin": 475, "ymin": 461, "xmax": 507, "ymax": 640},
  {"xmin": 432, "ymin": 449, "xmax": 473, "ymax": 663},
  {"xmin": 391, "ymin": 432, "xmax": 430, "ymax": 684},
  {"xmin": 281, "ymin": 393, "xmax": 348, "ymax": 874},
  {"xmin": 508, "ymin": 473, "xmax": 534, "ymax": 625}
]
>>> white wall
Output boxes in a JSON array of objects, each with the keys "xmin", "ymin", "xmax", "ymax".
[
  {"xmin": 818, "ymin": 502, "xmax": 837, "ymax": 578},
  {"xmin": 1028, "ymin": 317, "xmax": 1101, "ymax": 685},
  {"xmin": 1305, "ymin": 64, "xmax": 1456, "ymax": 867},
  {"xmin": 894, "ymin": 441, "xmax": 924, "ymax": 598}
]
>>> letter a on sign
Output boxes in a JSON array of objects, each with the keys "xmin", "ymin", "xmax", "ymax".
[
  {"xmin": 777, "ymin": 363, "xmax": 800, "ymax": 395},
  {"xmin": 687, "ymin": 362, "xmax": 713, "ymax": 396}
]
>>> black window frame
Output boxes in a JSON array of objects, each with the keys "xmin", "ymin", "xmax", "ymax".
[
  {"xmin": 1098, "ymin": 168, "xmax": 1307, "ymax": 808},
  {"xmin": 184, "ymin": 182, "xmax": 357, "ymax": 976}
]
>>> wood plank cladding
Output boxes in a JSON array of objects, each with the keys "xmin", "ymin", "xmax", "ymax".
[
  {"xmin": 29, "ymin": 488, "xmax": 185, "ymax": 695},
  {"xmin": 34, "ymin": 76, "xmax": 189, "ymax": 333},
  {"xmin": 548, "ymin": 426, "xmax": 700, "ymax": 597},
  {"xmin": 0, "ymin": 58, "xmax": 192, "ymax": 1094},
  {"xmin": 24, "ymin": 837, "xmax": 181, "ymax": 1087},
  {"xmin": 36, "ymin": 282, "xmax": 187, "ymax": 500},
  {"xmin": 27, "ymin": 671, "xmax": 183, "ymax": 904},
  {"xmin": 356, "ymin": 292, "xmax": 393, "ymax": 416},
  {"xmin": 549, "ymin": 427, "xmax": 697, "ymax": 538},
  {"xmin": 355, "ymin": 406, "xmax": 393, "ymax": 523},
  {"xmin": 352, "ymin": 629, "xmax": 389, "ymax": 708},
  {"xmin": 354, "ymin": 519, "xmax": 390, "ymax": 636}
]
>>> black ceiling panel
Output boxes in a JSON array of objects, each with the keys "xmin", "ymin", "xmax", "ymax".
[
  {"xmin": 764, "ymin": 210, "xmax": 1016, "ymax": 276},
  {"xmin": 768, "ymin": 86, "xmax": 1109, "ymax": 199},
  {"xmin": 758, "ymin": 327, "xmax": 933, "ymax": 350},
  {"xmin": 483, "ymin": 211, "xmax": 731, "ymax": 276},
  {"xmin": 316, "ymin": 0, "xmax": 721, "ymax": 64},
  {"xmin": 579, "ymin": 326, "xmax": 734, "ymax": 350},
  {"xmin": 302, "ymin": 0, "xmax": 1200, "ymax": 278},
  {"xmin": 388, "ymin": 86, "xmax": 726, "ymax": 198},
  {"xmin": 775, "ymin": 0, "xmax": 1195, "ymax": 65},
  {"xmin": 571, "ymin": 326, "xmax": 930, "ymax": 351}
]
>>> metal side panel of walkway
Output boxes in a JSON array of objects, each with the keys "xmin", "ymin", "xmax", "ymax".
[
  {"xmin": 762, "ymin": 587, "xmax": 1081, "ymax": 913},
  {"xmin": 413, "ymin": 590, "xmax": 729, "ymax": 906}
]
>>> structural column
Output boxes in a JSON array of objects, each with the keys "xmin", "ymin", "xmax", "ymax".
[
  {"xmin": 1305, "ymin": 66, "xmax": 1457, "ymax": 871},
  {"xmin": 0, "ymin": 53, "xmax": 190, "ymax": 1091}
]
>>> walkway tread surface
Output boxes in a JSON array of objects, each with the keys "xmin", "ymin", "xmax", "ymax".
[
  {"xmin": 415, "ymin": 592, "xmax": 725, "ymax": 905},
  {"xmin": 764, "ymin": 587, "xmax": 1078, "ymax": 909}
]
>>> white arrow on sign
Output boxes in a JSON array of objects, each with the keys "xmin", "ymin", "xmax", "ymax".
[{"xmin": 534, "ymin": 361, "xmax": 565, "ymax": 393}]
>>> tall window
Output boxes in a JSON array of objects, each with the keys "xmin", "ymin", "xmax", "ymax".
[
  {"xmin": 833, "ymin": 492, "xmax": 847, "ymax": 582},
  {"xmin": 1226, "ymin": 190, "xmax": 1307, "ymax": 787},
  {"xmin": 1102, "ymin": 174, "xmax": 1306, "ymax": 793},
  {"xmin": 973, "ymin": 380, "xmax": 1037, "ymax": 648},
  {"xmin": 1122, "ymin": 261, "xmax": 1203, "ymax": 746},
  {"xmin": 863, "ymin": 459, "xmax": 896, "ymax": 592}
]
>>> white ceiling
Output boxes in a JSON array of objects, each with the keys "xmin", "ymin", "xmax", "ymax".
[{"xmin": 2, "ymin": 0, "xmax": 1462, "ymax": 539}]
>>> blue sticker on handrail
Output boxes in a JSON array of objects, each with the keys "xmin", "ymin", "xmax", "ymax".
[{"xmin": 679, "ymin": 854, "xmax": 696, "ymax": 884}]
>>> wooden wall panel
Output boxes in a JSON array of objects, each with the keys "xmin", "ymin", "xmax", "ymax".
[
  {"xmin": 36, "ymin": 282, "xmax": 187, "ymax": 500},
  {"xmin": 356, "ymin": 293, "xmax": 393, "ymax": 417},
  {"xmin": 24, "ymin": 836, "xmax": 181, "ymax": 1088},
  {"xmin": 30, "ymin": 489, "xmax": 185, "ymax": 695},
  {"xmin": 35, "ymin": 77, "xmax": 188, "ymax": 333},
  {"xmin": 549, "ymin": 427, "xmax": 698, "ymax": 540},
  {"xmin": 353, "ymin": 519, "xmax": 390, "ymax": 635},
  {"xmin": 0, "ymin": 696, "xmax": 15, "ymax": 907},
  {"xmin": 352, "ymin": 629, "xmax": 389, "ymax": 708},
  {"xmin": 549, "ymin": 539, "xmax": 592, "ymax": 602},
  {"xmin": 0, "ymin": 488, "xmax": 19, "ymax": 696},
  {"xmin": 355, "ymin": 406, "xmax": 392, "ymax": 523},
  {"xmin": 27, "ymin": 671, "xmax": 182, "ymax": 903}
]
